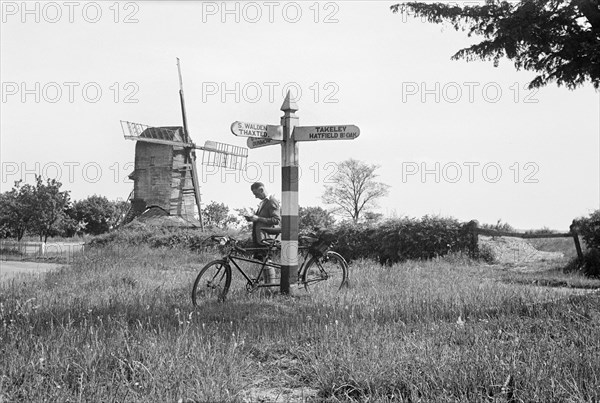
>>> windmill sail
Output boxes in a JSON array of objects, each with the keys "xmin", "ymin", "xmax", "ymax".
[
  {"xmin": 176, "ymin": 58, "xmax": 204, "ymax": 230},
  {"xmin": 201, "ymin": 140, "xmax": 248, "ymax": 170},
  {"xmin": 121, "ymin": 121, "xmax": 194, "ymax": 147}
]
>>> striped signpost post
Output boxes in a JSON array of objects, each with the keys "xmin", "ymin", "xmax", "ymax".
[
  {"xmin": 231, "ymin": 91, "xmax": 360, "ymax": 294},
  {"xmin": 279, "ymin": 93, "xmax": 300, "ymax": 294}
]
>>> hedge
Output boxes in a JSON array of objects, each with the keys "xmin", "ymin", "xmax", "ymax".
[
  {"xmin": 89, "ymin": 216, "xmax": 477, "ymax": 265},
  {"xmin": 88, "ymin": 221, "xmax": 233, "ymax": 252},
  {"xmin": 330, "ymin": 216, "xmax": 475, "ymax": 265},
  {"xmin": 573, "ymin": 209, "xmax": 600, "ymax": 277}
]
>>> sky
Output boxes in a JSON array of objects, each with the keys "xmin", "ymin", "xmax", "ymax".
[{"xmin": 1, "ymin": 0, "xmax": 599, "ymax": 231}]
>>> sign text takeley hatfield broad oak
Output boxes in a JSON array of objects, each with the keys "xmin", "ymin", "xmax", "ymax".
[{"xmin": 293, "ymin": 125, "xmax": 360, "ymax": 141}]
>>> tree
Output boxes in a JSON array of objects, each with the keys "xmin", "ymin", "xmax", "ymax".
[
  {"xmin": 110, "ymin": 200, "xmax": 131, "ymax": 230},
  {"xmin": 299, "ymin": 206, "xmax": 336, "ymax": 231},
  {"xmin": 71, "ymin": 195, "xmax": 124, "ymax": 235},
  {"xmin": 57, "ymin": 208, "xmax": 83, "ymax": 238},
  {"xmin": 364, "ymin": 211, "xmax": 384, "ymax": 223},
  {"xmin": 233, "ymin": 207, "xmax": 254, "ymax": 231},
  {"xmin": 391, "ymin": 0, "xmax": 600, "ymax": 89},
  {"xmin": 202, "ymin": 201, "xmax": 236, "ymax": 229},
  {"xmin": 28, "ymin": 176, "xmax": 71, "ymax": 242},
  {"xmin": 480, "ymin": 219, "xmax": 516, "ymax": 233},
  {"xmin": 0, "ymin": 181, "xmax": 36, "ymax": 240},
  {"xmin": 322, "ymin": 159, "xmax": 390, "ymax": 223}
]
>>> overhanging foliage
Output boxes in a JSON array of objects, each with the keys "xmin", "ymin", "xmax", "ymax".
[{"xmin": 392, "ymin": 0, "xmax": 600, "ymax": 89}]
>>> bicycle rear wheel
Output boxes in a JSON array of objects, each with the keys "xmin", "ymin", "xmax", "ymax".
[
  {"xmin": 192, "ymin": 259, "xmax": 232, "ymax": 305},
  {"xmin": 302, "ymin": 251, "xmax": 348, "ymax": 292}
]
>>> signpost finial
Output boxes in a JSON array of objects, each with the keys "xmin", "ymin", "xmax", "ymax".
[{"xmin": 280, "ymin": 90, "xmax": 299, "ymax": 113}]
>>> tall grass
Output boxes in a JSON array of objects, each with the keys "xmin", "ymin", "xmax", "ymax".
[{"xmin": 1, "ymin": 246, "xmax": 599, "ymax": 401}]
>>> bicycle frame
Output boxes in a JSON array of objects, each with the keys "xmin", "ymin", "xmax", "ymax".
[
  {"xmin": 192, "ymin": 235, "xmax": 349, "ymax": 305},
  {"xmin": 223, "ymin": 244, "xmax": 313, "ymax": 290}
]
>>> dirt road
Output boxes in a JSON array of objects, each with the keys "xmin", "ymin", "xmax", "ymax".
[{"xmin": 0, "ymin": 260, "xmax": 63, "ymax": 283}]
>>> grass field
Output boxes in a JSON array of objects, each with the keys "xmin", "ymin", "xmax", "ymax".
[{"xmin": 1, "ymin": 245, "xmax": 600, "ymax": 402}]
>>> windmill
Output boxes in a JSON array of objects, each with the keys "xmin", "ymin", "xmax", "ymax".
[{"xmin": 120, "ymin": 59, "xmax": 247, "ymax": 229}]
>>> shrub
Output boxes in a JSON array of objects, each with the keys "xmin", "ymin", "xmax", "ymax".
[
  {"xmin": 571, "ymin": 209, "xmax": 600, "ymax": 277},
  {"xmin": 88, "ymin": 221, "xmax": 244, "ymax": 253},
  {"xmin": 525, "ymin": 226, "xmax": 555, "ymax": 235},
  {"xmin": 330, "ymin": 221, "xmax": 379, "ymax": 262},
  {"xmin": 0, "ymin": 244, "xmax": 21, "ymax": 256},
  {"xmin": 581, "ymin": 248, "xmax": 600, "ymax": 277},
  {"xmin": 574, "ymin": 209, "xmax": 600, "ymax": 251},
  {"xmin": 94, "ymin": 216, "xmax": 484, "ymax": 266},
  {"xmin": 478, "ymin": 243, "xmax": 496, "ymax": 263},
  {"xmin": 330, "ymin": 216, "xmax": 475, "ymax": 265},
  {"xmin": 480, "ymin": 219, "xmax": 515, "ymax": 233}
]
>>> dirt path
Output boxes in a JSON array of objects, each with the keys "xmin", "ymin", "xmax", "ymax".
[
  {"xmin": 479, "ymin": 235, "xmax": 564, "ymax": 265},
  {"xmin": 0, "ymin": 260, "xmax": 63, "ymax": 283}
]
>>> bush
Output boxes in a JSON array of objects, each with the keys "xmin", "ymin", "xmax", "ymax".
[
  {"xmin": 581, "ymin": 248, "xmax": 600, "ymax": 277},
  {"xmin": 478, "ymin": 243, "xmax": 496, "ymax": 263},
  {"xmin": 329, "ymin": 221, "xmax": 379, "ymax": 262},
  {"xmin": 88, "ymin": 221, "xmax": 244, "ymax": 252},
  {"xmin": 0, "ymin": 244, "xmax": 21, "ymax": 256},
  {"xmin": 525, "ymin": 226, "xmax": 555, "ymax": 235},
  {"xmin": 94, "ymin": 216, "xmax": 483, "ymax": 266},
  {"xmin": 574, "ymin": 209, "xmax": 600, "ymax": 251},
  {"xmin": 480, "ymin": 219, "xmax": 515, "ymax": 233},
  {"xmin": 571, "ymin": 209, "xmax": 600, "ymax": 277},
  {"xmin": 330, "ymin": 216, "xmax": 475, "ymax": 265}
]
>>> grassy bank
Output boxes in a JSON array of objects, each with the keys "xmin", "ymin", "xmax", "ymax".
[{"xmin": 1, "ymin": 246, "xmax": 599, "ymax": 401}]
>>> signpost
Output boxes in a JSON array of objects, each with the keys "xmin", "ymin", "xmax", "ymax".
[
  {"xmin": 232, "ymin": 91, "xmax": 359, "ymax": 294},
  {"xmin": 231, "ymin": 121, "xmax": 283, "ymax": 140},
  {"xmin": 247, "ymin": 137, "xmax": 282, "ymax": 149},
  {"xmin": 293, "ymin": 125, "xmax": 360, "ymax": 142}
]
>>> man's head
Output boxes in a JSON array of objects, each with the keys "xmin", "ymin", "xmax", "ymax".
[{"xmin": 251, "ymin": 182, "xmax": 267, "ymax": 200}]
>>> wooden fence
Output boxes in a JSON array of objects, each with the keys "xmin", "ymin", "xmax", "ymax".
[
  {"xmin": 465, "ymin": 220, "xmax": 584, "ymax": 263},
  {"xmin": 0, "ymin": 241, "xmax": 85, "ymax": 263}
]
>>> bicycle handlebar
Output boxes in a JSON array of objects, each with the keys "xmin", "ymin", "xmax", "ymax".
[
  {"xmin": 208, "ymin": 231, "xmax": 335, "ymax": 255},
  {"xmin": 210, "ymin": 235, "xmax": 229, "ymax": 244}
]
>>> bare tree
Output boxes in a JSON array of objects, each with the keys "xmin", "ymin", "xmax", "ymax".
[{"xmin": 322, "ymin": 159, "xmax": 390, "ymax": 223}]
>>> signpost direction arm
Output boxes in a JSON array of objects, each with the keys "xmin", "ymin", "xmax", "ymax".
[
  {"xmin": 280, "ymin": 91, "xmax": 300, "ymax": 295},
  {"xmin": 293, "ymin": 125, "xmax": 360, "ymax": 142}
]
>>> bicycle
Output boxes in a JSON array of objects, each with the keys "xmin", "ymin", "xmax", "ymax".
[{"xmin": 191, "ymin": 228, "xmax": 348, "ymax": 305}]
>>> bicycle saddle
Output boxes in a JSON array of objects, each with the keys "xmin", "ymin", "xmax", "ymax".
[{"xmin": 261, "ymin": 227, "xmax": 281, "ymax": 236}]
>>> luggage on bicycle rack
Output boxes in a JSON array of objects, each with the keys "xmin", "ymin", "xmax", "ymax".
[
  {"xmin": 308, "ymin": 230, "xmax": 336, "ymax": 257},
  {"xmin": 309, "ymin": 241, "xmax": 328, "ymax": 257}
]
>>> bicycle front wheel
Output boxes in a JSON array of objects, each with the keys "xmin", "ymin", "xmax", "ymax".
[
  {"xmin": 192, "ymin": 259, "xmax": 232, "ymax": 305},
  {"xmin": 302, "ymin": 251, "xmax": 348, "ymax": 292}
]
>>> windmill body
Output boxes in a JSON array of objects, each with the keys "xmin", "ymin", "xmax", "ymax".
[{"xmin": 127, "ymin": 125, "xmax": 200, "ymax": 226}]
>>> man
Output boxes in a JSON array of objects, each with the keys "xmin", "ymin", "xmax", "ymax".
[{"xmin": 245, "ymin": 182, "xmax": 280, "ymax": 284}]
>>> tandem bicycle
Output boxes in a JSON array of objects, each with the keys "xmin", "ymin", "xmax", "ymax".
[{"xmin": 191, "ymin": 228, "xmax": 348, "ymax": 305}]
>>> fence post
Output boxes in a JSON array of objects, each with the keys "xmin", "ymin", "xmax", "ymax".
[
  {"xmin": 570, "ymin": 220, "xmax": 584, "ymax": 266},
  {"xmin": 17, "ymin": 241, "xmax": 25, "ymax": 257},
  {"xmin": 466, "ymin": 220, "xmax": 479, "ymax": 259}
]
